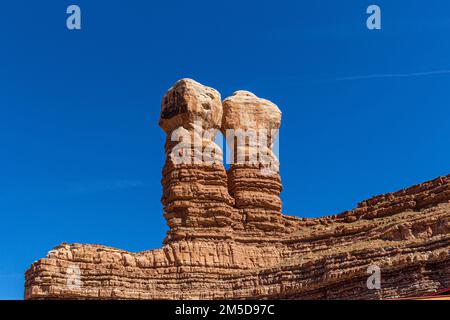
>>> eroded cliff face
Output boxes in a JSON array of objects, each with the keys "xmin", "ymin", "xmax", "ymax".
[{"xmin": 24, "ymin": 79, "xmax": 450, "ymax": 300}]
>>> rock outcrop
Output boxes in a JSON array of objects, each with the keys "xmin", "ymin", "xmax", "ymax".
[
  {"xmin": 24, "ymin": 79, "xmax": 450, "ymax": 300},
  {"xmin": 159, "ymin": 79, "xmax": 240, "ymax": 243},
  {"xmin": 222, "ymin": 90, "xmax": 284, "ymax": 233}
]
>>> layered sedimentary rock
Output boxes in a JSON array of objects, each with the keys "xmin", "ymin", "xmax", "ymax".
[
  {"xmin": 24, "ymin": 79, "xmax": 450, "ymax": 300},
  {"xmin": 159, "ymin": 79, "xmax": 241, "ymax": 242},
  {"xmin": 222, "ymin": 91, "xmax": 284, "ymax": 233}
]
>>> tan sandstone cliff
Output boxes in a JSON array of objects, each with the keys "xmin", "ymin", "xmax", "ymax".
[{"xmin": 24, "ymin": 79, "xmax": 450, "ymax": 300}]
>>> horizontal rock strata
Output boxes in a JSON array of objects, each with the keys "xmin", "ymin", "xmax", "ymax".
[{"xmin": 24, "ymin": 79, "xmax": 450, "ymax": 300}]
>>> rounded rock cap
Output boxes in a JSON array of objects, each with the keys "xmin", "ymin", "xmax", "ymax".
[
  {"xmin": 159, "ymin": 78, "xmax": 222, "ymax": 133},
  {"xmin": 221, "ymin": 90, "xmax": 281, "ymax": 132}
]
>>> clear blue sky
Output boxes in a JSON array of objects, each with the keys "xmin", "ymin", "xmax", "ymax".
[{"xmin": 1, "ymin": 1, "xmax": 449, "ymax": 299}]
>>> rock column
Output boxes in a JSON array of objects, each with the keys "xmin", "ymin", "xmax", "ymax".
[
  {"xmin": 221, "ymin": 91, "xmax": 285, "ymax": 232},
  {"xmin": 159, "ymin": 79, "xmax": 239, "ymax": 242}
]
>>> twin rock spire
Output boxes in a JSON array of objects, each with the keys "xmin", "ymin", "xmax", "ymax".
[{"xmin": 158, "ymin": 79, "xmax": 288, "ymax": 242}]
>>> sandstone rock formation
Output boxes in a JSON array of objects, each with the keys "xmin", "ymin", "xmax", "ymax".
[
  {"xmin": 24, "ymin": 79, "xmax": 450, "ymax": 300},
  {"xmin": 159, "ymin": 79, "xmax": 241, "ymax": 243},
  {"xmin": 222, "ymin": 90, "xmax": 284, "ymax": 233}
]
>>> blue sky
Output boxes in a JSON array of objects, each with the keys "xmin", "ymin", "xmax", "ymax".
[{"xmin": 1, "ymin": 0, "xmax": 450, "ymax": 299}]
